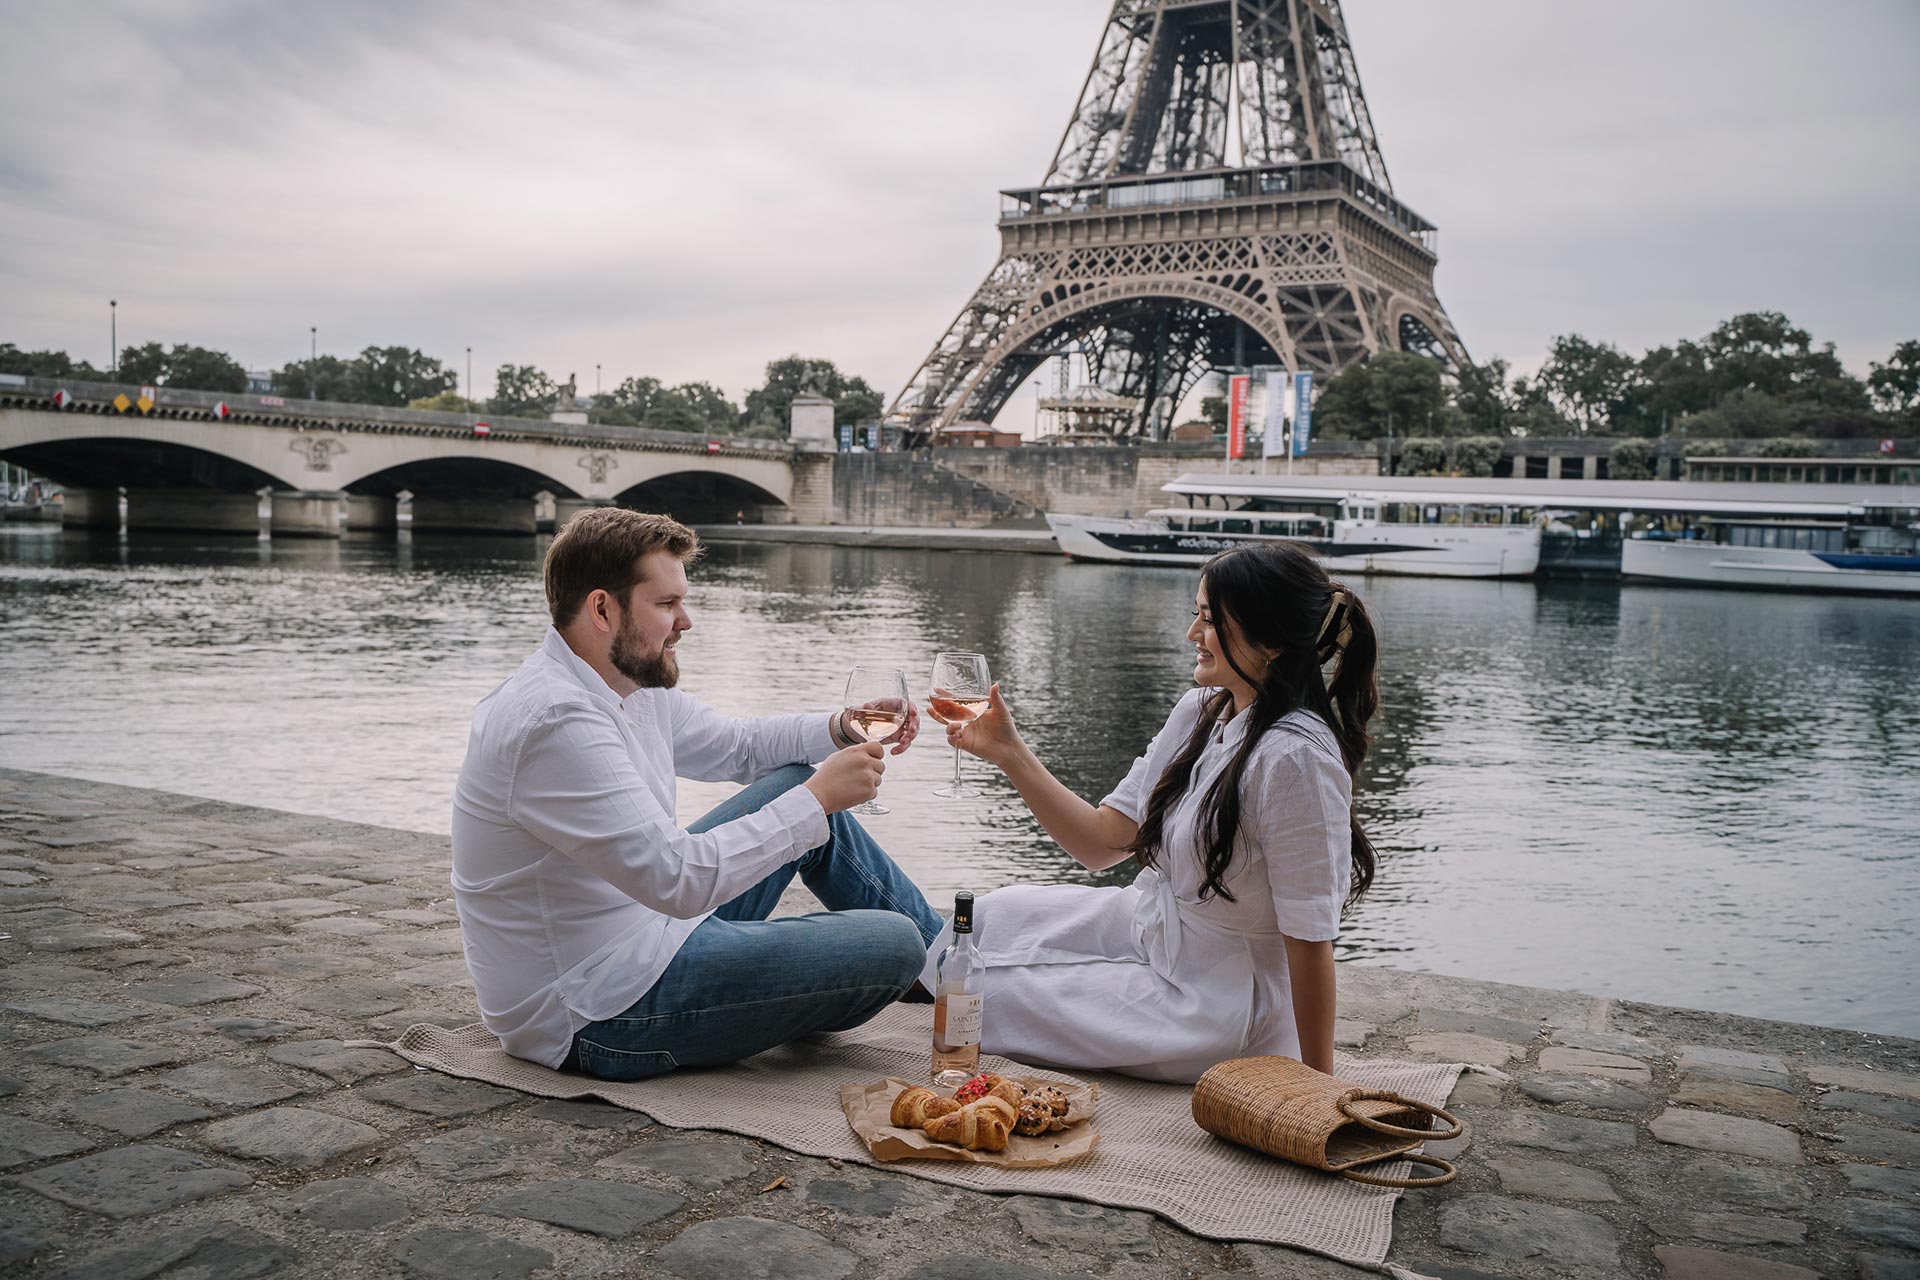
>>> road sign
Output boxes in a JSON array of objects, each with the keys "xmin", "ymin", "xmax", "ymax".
[
  {"xmin": 472, "ymin": 422, "xmax": 491, "ymax": 436},
  {"xmin": 706, "ymin": 440, "xmax": 722, "ymax": 455},
  {"xmin": 111, "ymin": 393, "xmax": 131, "ymax": 413},
  {"xmin": 1881, "ymin": 438, "xmax": 1897, "ymax": 454},
  {"xmin": 260, "ymin": 395, "xmax": 286, "ymax": 407},
  {"xmin": 212, "ymin": 401, "xmax": 229, "ymax": 420},
  {"xmin": 51, "ymin": 388, "xmax": 72, "ymax": 409}
]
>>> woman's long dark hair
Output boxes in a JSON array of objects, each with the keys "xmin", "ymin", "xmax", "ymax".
[{"xmin": 1124, "ymin": 542, "xmax": 1379, "ymax": 908}]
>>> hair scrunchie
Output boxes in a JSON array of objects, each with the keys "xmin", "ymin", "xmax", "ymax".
[{"xmin": 1315, "ymin": 588, "xmax": 1355, "ymax": 664}]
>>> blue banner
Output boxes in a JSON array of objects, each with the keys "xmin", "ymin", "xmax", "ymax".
[
  {"xmin": 865, "ymin": 424, "xmax": 880, "ymax": 451},
  {"xmin": 1292, "ymin": 371, "xmax": 1314, "ymax": 457},
  {"xmin": 838, "ymin": 423, "xmax": 854, "ymax": 451}
]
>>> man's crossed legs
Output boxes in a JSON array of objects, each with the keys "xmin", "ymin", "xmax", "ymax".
[{"xmin": 564, "ymin": 764, "xmax": 942, "ymax": 1082}]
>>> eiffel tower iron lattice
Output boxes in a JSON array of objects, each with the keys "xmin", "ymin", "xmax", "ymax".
[{"xmin": 889, "ymin": 0, "xmax": 1467, "ymax": 441}]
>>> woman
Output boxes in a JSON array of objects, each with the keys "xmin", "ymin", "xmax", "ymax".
[{"xmin": 926, "ymin": 542, "xmax": 1379, "ymax": 1083}]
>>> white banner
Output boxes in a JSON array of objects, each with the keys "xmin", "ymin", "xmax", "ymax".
[{"xmin": 1262, "ymin": 370, "xmax": 1288, "ymax": 457}]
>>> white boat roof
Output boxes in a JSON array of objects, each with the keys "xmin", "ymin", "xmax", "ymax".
[
  {"xmin": 1163, "ymin": 472, "xmax": 1920, "ymax": 517},
  {"xmin": 1146, "ymin": 507, "xmax": 1327, "ymax": 521}
]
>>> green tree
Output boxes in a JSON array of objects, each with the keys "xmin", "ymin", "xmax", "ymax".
[
  {"xmin": 1532, "ymin": 335, "xmax": 1642, "ymax": 435},
  {"xmin": 347, "ymin": 346, "xmax": 456, "ymax": 407},
  {"xmin": 408, "ymin": 391, "xmax": 482, "ymax": 413},
  {"xmin": 1310, "ymin": 352, "xmax": 1449, "ymax": 439},
  {"xmin": 1449, "ymin": 358, "xmax": 1514, "ymax": 436},
  {"xmin": 596, "ymin": 375, "xmax": 663, "ymax": 427},
  {"xmin": 1868, "ymin": 340, "xmax": 1920, "ymax": 418},
  {"xmin": 1199, "ymin": 394, "xmax": 1227, "ymax": 428},
  {"xmin": 272, "ymin": 355, "xmax": 355, "ymax": 400},
  {"xmin": 0, "ymin": 344, "xmax": 105, "ymax": 379},
  {"xmin": 489, "ymin": 364, "xmax": 557, "ymax": 417},
  {"xmin": 1636, "ymin": 340, "xmax": 1716, "ymax": 429},
  {"xmin": 743, "ymin": 355, "xmax": 882, "ymax": 431},
  {"xmin": 1608, "ymin": 438, "xmax": 1658, "ymax": 480},
  {"xmin": 1451, "ymin": 436, "xmax": 1504, "ymax": 477},
  {"xmin": 655, "ymin": 381, "xmax": 740, "ymax": 434},
  {"xmin": 115, "ymin": 342, "xmax": 249, "ymax": 393},
  {"xmin": 1398, "ymin": 437, "xmax": 1447, "ymax": 475}
]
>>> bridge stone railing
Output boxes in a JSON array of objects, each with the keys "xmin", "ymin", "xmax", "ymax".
[{"xmin": 0, "ymin": 374, "xmax": 796, "ymax": 461}]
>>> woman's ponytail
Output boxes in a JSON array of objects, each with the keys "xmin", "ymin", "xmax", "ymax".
[{"xmin": 1320, "ymin": 586, "xmax": 1379, "ymax": 904}]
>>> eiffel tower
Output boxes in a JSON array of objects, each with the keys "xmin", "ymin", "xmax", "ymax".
[{"xmin": 890, "ymin": 0, "xmax": 1467, "ymax": 441}]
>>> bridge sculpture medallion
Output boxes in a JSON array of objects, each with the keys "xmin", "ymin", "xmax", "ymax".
[
  {"xmin": 289, "ymin": 436, "xmax": 348, "ymax": 472},
  {"xmin": 578, "ymin": 452, "xmax": 617, "ymax": 486}
]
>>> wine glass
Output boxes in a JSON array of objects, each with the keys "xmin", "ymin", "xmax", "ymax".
[
  {"xmin": 928, "ymin": 651, "xmax": 990, "ymax": 800},
  {"xmin": 841, "ymin": 666, "xmax": 909, "ymax": 816}
]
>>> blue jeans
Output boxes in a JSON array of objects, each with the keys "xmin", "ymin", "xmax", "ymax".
[{"xmin": 565, "ymin": 764, "xmax": 942, "ymax": 1082}]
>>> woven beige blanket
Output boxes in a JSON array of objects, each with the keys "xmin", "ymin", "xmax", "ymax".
[{"xmin": 364, "ymin": 1005, "xmax": 1463, "ymax": 1269}]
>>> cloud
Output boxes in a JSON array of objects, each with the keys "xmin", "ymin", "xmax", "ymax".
[{"xmin": 1, "ymin": 0, "xmax": 1914, "ymax": 410}]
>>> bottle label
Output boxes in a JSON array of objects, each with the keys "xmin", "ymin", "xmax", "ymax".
[{"xmin": 945, "ymin": 993, "xmax": 982, "ymax": 1046}]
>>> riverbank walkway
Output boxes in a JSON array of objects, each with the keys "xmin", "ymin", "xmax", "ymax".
[
  {"xmin": 1, "ymin": 767, "xmax": 1915, "ymax": 1279},
  {"xmin": 695, "ymin": 523, "xmax": 1060, "ymax": 555}
]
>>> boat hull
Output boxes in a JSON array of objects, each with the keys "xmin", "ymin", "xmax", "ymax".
[
  {"xmin": 1621, "ymin": 539, "xmax": 1920, "ymax": 595},
  {"xmin": 1046, "ymin": 514, "xmax": 1540, "ymax": 578}
]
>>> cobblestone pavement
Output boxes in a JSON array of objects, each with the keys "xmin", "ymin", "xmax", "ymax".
[{"xmin": 1, "ymin": 767, "xmax": 1916, "ymax": 1280}]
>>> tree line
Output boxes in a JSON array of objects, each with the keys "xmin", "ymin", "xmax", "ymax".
[
  {"xmin": 0, "ymin": 342, "xmax": 885, "ymax": 439},
  {"xmin": 1305, "ymin": 312, "xmax": 1918, "ymax": 442}
]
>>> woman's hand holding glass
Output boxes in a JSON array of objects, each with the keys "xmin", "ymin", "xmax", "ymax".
[{"xmin": 943, "ymin": 683, "xmax": 1024, "ymax": 770}]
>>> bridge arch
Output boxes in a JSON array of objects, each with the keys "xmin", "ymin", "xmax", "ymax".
[
  {"xmin": 612, "ymin": 470, "xmax": 787, "ymax": 524},
  {"xmin": 0, "ymin": 410, "xmax": 307, "ymax": 489},
  {"xmin": 941, "ymin": 278, "xmax": 1291, "ymax": 433},
  {"xmin": 346, "ymin": 456, "xmax": 580, "ymax": 500}
]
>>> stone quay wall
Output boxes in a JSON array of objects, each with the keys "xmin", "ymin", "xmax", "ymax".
[
  {"xmin": 1, "ymin": 767, "xmax": 1916, "ymax": 1279},
  {"xmin": 832, "ymin": 445, "xmax": 1377, "ymax": 527}
]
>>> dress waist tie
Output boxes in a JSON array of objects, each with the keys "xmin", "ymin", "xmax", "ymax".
[{"xmin": 1132, "ymin": 868, "xmax": 1283, "ymax": 974}]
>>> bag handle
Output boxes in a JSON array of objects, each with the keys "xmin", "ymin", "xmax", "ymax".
[
  {"xmin": 1337, "ymin": 1090, "xmax": 1464, "ymax": 1141},
  {"xmin": 1338, "ymin": 1151, "xmax": 1457, "ymax": 1189}
]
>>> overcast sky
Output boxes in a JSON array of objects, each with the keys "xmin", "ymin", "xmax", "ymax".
[{"xmin": 2, "ymin": 0, "xmax": 1916, "ymax": 425}]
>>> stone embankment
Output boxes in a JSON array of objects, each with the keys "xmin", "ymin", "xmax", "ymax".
[{"xmin": 0, "ymin": 768, "xmax": 1915, "ymax": 1279}]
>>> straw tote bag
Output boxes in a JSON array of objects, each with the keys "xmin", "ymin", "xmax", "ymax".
[{"xmin": 1191, "ymin": 1056, "xmax": 1465, "ymax": 1187}]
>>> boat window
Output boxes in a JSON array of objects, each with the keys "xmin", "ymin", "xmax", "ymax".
[
  {"xmin": 1221, "ymin": 518, "xmax": 1252, "ymax": 534},
  {"xmin": 1363, "ymin": 505, "xmax": 1378, "ymax": 520},
  {"xmin": 1189, "ymin": 518, "xmax": 1219, "ymax": 533}
]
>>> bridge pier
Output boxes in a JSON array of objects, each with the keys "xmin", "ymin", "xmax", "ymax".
[
  {"xmin": 554, "ymin": 497, "xmax": 614, "ymax": 532},
  {"xmin": 126, "ymin": 488, "xmax": 263, "ymax": 536},
  {"xmin": 270, "ymin": 490, "xmax": 347, "ymax": 539},
  {"xmin": 59, "ymin": 487, "xmax": 122, "ymax": 529},
  {"xmin": 408, "ymin": 494, "xmax": 537, "ymax": 535},
  {"xmin": 344, "ymin": 494, "xmax": 398, "ymax": 532}
]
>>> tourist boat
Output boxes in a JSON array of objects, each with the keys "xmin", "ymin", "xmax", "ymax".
[
  {"xmin": 1047, "ymin": 488, "xmax": 1542, "ymax": 579},
  {"xmin": 1620, "ymin": 513, "xmax": 1920, "ymax": 595}
]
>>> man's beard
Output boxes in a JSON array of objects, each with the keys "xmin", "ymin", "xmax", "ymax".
[{"xmin": 611, "ymin": 622, "xmax": 678, "ymax": 688}]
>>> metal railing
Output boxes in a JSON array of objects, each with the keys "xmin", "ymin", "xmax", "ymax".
[{"xmin": 999, "ymin": 160, "xmax": 1437, "ymax": 248}]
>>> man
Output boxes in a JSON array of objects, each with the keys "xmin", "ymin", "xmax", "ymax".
[{"xmin": 451, "ymin": 508, "xmax": 940, "ymax": 1079}]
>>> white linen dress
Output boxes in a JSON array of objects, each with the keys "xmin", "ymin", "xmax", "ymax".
[{"xmin": 919, "ymin": 688, "xmax": 1353, "ymax": 1084}]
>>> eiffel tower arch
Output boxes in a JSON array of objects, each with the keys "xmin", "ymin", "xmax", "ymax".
[{"xmin": 890, "ymin": 0, "xmax": 1468, "ymax": 441}]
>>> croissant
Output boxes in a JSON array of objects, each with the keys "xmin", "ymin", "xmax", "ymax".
[
  {"xmin": 890, "ymin": 1086, "xmax": 960, "ymax": 1129},
  {"xmin": 987, "ymin": 1078, "xmax": 1024, "ymax": 1108},
  {"xmin": 923, "ymin": 1096, "xmax": 1016, "ymax": 1152}
]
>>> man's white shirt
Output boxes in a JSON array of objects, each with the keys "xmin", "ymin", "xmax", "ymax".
[{"xmin": 451, "ymin": 628, "xmax": 836, "ymax": 1066}]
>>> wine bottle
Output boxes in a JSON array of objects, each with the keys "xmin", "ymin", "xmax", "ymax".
[{"xmin": 931, "ymin": 891, "xmax": 983, "ymax": 1088}]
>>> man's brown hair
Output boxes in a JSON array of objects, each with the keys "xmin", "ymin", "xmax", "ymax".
[{"xmin": 544, "ymin": 508, "xmax": 700, "ymax": 627}]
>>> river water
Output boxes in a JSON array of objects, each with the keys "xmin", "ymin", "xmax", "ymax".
[{"xmin": 2, "ymin": 526, "xmax": 1915, "ymax": 1038}]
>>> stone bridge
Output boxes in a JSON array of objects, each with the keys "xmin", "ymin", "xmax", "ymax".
[{"xmin": 0, "ymin": 376, "xmax": 828, "ymax": 535}]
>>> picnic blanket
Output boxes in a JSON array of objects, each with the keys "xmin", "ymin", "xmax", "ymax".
[{"xmin": 359, "ymin": 1005, "xmax": 1465, "ymax": 1272}]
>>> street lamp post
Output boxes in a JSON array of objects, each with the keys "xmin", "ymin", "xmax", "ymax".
[
  {"xmin": 595, "ymin": 364, "xmax": 601, "ymax": 397},
  {"xmin": 309, "ymin": 327, "xmax": 317, "ymax": 400},
  {"xmin": 109, "ymin": 300, "xmax": 117, "ymax": 378},
  {"xmin": 465, "ymin": 347, "xmax": 472, "ymax": 406}
]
